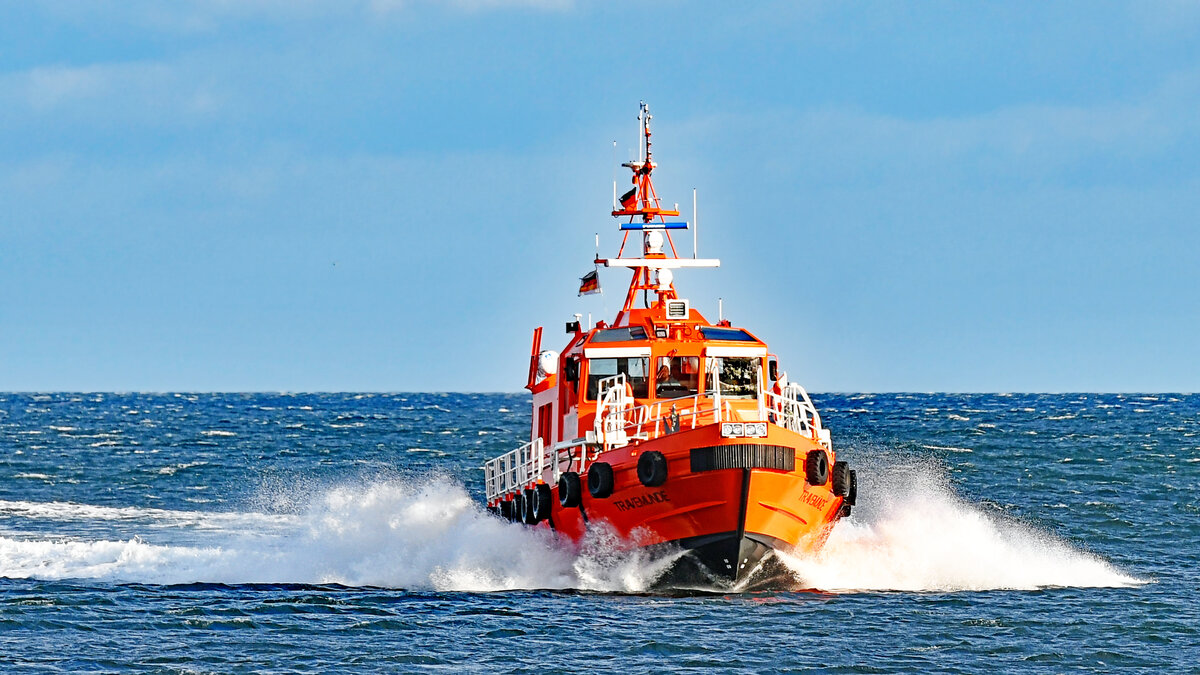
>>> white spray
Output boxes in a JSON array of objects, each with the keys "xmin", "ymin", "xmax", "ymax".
[
  {"xmin": 778, "ymin": 454, "xmax": 1142, "ymax": 591},
  {"xmin": 0, "ymin": 465, "xmax": 1140, "ymax": 592}
]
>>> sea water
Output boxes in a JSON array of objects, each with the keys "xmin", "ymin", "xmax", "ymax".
[{"xmin": 0, "ymin": 393, "xmax": 1195, "ymax": 672}]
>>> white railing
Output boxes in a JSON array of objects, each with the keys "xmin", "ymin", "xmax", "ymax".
[
  {"xmin": 620, "ymin": 394, "xmax": 720, "ymax": 445},
  {"xmin": 483, "ymin": 437, "xmax": 549, "ymax": 503},
  {"xmin": 764, "ymin": 382, "xmax": 831, "ymax": 450},
  {"xmin": 484, "ymin": 380, "xmax": 831, "ymax": 503},
  {"xmin": 594, "ymin": 373, "xmax": 631, "ymax": 449},
  {"xmin": 593, "ymin": 381, "xmax": 832, "ymax": 452}
]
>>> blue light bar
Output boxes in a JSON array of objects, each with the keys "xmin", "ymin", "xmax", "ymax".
[{"xmin": 619, "ymin": 221, "xmax": 689, "ymax": 231}]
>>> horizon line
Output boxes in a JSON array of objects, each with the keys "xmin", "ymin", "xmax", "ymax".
[{"xmin": 1, "ymin": 390, "xmax": 1194, "ymax": 396}]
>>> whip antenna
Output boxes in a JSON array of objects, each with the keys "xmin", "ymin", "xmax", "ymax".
[{"xmin": 611, "ymin": 140, "xmax": 617, "ymax": 210}]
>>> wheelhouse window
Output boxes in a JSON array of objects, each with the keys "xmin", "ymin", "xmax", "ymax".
[
  {"xmin": 589, "ymin": 326, "xmax": 648, "ymax": 343},
  {"xmin": 586, "ymin": 357, "xmax": 649, "ymax": 400},
  {"xmin": 699, "ymin": 327, "xmax": 757, "ymax": 342},
  {"xmin": 705, "ymin": 357, "xmax": 759, "ymax": 399},
  {"xmin": 655, "ymin": 356, "xmax": 700, "ymax": 399}
]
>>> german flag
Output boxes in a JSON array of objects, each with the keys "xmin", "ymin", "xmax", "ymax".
[
  {"xmin": 619, "ymin": 187, "xmax": 638, "ymax": 209},
  {"xmin": 578, "ymin": 269, "xmax": 601, "ymax": 296}
]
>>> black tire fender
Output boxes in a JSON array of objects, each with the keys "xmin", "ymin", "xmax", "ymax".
[
  {"xmin": 588, "ymin": 462, "xmax": 614, "ymax": 498},
  {"xmin": 805, "ymin": 449, "xmax": 829, "ymax": 486},
  {"xmin": 522, "ymin": 488, "xmax": 538, "ymax": 524},
  {"xmin": 533, "ymin": 483, "xmax": 552, "ymax": 522},
  {"xmin": 637, "ymin": 451, "xmax": 668, "ymax": 487},
  {"xmin": 832, "ymin": 460, "xmax": 850, "ymax": 497},
  {"xmin": 511, "ymin": 493, "xmax": 525, "ymax": 523},
  {"xmin": 558, "ymin": 472, "xmax": 582, "ymax": 507}
]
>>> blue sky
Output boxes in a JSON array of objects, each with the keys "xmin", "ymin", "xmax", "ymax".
[{"xmin": 1, "ymin": 1, "xmax": 1197, "ymax": 392}]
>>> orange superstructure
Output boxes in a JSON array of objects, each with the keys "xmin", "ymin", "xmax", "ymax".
[{"xmin": 483, "ymin": 102, "xmax": 857, "ymax": 589}]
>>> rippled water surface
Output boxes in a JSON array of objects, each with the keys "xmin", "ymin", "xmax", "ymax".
[{"xmin": 0, "ymin": 393, "xmax": 1196, "ymax": 672}]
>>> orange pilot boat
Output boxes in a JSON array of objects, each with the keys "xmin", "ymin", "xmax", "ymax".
[{"xmin": 483, "ymin": 102, "xmax": 858, "ymax": 589}]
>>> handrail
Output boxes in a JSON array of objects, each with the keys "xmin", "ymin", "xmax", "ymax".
[
  {"xmin": 593, "ymin": 382, "xmax": 831, "ymax": 451},
  {"xmin": 483, "ymin": 381, "xmax": 830, "ymax": 503},
  {"xmin": 764, "ymin": 383, "xmax": 831, "ymax": 449},
  {"xmin": 594, "ymin": 373, "xmax": 630, "ymax": 450},
  {"xmin": 483, "ymin": 437, "xmax": 547, "ymax": 503},
  {"xmin": 591, "ymin": 392, "xmax": 727, "ymax": 450}
]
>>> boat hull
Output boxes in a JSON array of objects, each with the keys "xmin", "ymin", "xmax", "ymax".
[
  {"xmin": 646, "ymin": 531, "xmax": 796, "ymax": 591},
  {"xmin": 545, "ymin": 424, "xmax": 845, "ymax": 590}
]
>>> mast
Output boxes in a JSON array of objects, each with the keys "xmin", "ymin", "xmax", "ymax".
[
  {"xmin": 599, "ymin": 102, "xmax": 718, "ymax": 322},
  {"xmin": 610, "ymin": 102, "xmax": 680, "ymax": 225}
]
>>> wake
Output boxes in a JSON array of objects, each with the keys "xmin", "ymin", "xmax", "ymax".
[
  {"xmin": 0, "ymin": 478, "xmax": 670, "ymax": 592},
  {"xmin": 778, "ymin": 454, "xmax": 1142, "ymax": 591},
  {"xmin": 0, "ymin": 463, "xmax": 1140, "ymax": 592}
]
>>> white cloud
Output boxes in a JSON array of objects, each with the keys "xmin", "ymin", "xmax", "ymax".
[
  {"xmin": 440, "ymin": 0, "xmax": 574, "ymax": 9},
  {"xmin": 677, "ymin": 68, "xmax": 1200, "ymax": 190},
  {"xmin": 369, "ymin": 0, "xmax": 573, "ymax": 11},
  {"xmin": 23, "ymin": 66, "xmax": 113, "ymax": 109},
  {"xmin": 0, "ymin": 61, "xmax": 222, "ymax": 124},
  {"xmin": 33, "ymin": 0, "xmax": 574, "ymax": 34},
  {"xmin": 1129, "ymin": 0, "xmax": 1200, "ymax": 35}
]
